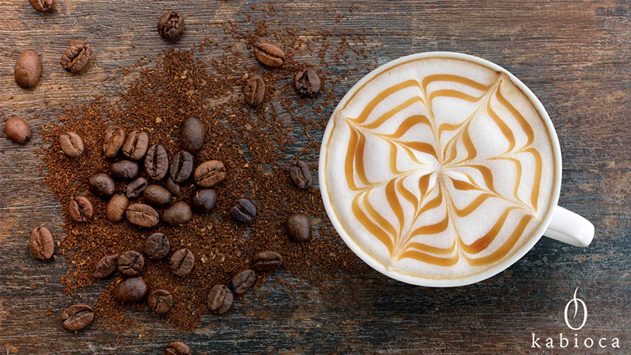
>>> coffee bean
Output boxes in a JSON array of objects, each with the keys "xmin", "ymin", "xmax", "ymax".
[
  {"xmin": 127, "ymin": 177, "xmax": 148, "ymax": 199},
  {"xmin": 126, "ymin": 203, "xmax": 159, "ymax": 228},
  {"xmin": 295, "ymin": 68, "xmax": 322, "ymax": 96},
  {"xmin": 170, "ymin": 248, "xmax": 194, "ymax": 277},
  {"xmin": 287, "ymin": 213, "xmax": 312, "ymax": 242},
  {"xmin": 165, "ymin": 341, "xmax": 191, "ymax": 355},
  {"xmin": 180, "ymin": 117, "xmax": 205, "ymax": 152},
  {"xmin": 254, "ymin": 43, "xmax": 285, "ymax": 67},
  {"xmin": 103, "ymin": 127, "xmax": 126, "ymax": 159},
  {"xmin": 89, "ymin": 173, "xmax": 116, "ymax": 198},
  {"xmin": 14, "ymin": 49, "xmax": 41, "ymax": 89},
  {"xmin": 190, "ymin": 189, "xmax": 217, "ymax": 214},
  {"xmin": 59, "ymin": 132, "xmax": 84, "ymax": 157},
  {"xmin": 252, "ymin": 251, "xmax": 282, "ymax": 272},
  {"xmin": 60, "ymin": 304, "xmax": 94, "ymax": 332},
  {"xmin": 4, "ymin": 117, "xmax": 32, "ymax": 144},
  {"xmin": 69, "ymin": 196, "xmax": 93, "ymax": 222},
  {"xmin": 117, "ymin": 250, "xmax": 144, "ymax": 277},
  {"xmin": 114, "ymin": 277, "xmax": 147, "ymax": 303},
  {"xmin": 121, "ymin": 130, "xmax": 149, "ymax": 161},
  {"xmin": 194, "ymin": 160, "xmax": 226, "ymax": 188},
  {"xmin": 147, "ymin": 290, "xmax": 173, "ymax": 315},
  {"xmin": 206, "ymin": 285, "xmax": 233, "ymax": 314},
  {"xmin": 106, "ymin": 194, "xmax": 129, "ymax": 223},
  {"xmin": 162, "ymin": 202, "xmax": 193, "ymax": 226},
  {"xmin": 158, "ymin": 11, "xmax": 185, "ymax": 40},
  {"xmin": 29, "ymin": 0, "xmax": 54, "ymax": 12},
  {"xmin": 30, "ymin": 226, "xmax": 54, "ymax": 261},
  {"xmin": 165, "ymin": 177, "xmax": 181, "ymax": 197},
  {"xmin": 60, "ymin": 43, "xmax": 92, "ymax": 73},
  {"xmin": 230, "ymin": 269, "xmax": 256, "ymax": 294},
  {"xmin": 110, "ymin": 160, "xmax": 139, "ymax": 181},
  {"xmin": 231, "ymin": 198, "xmax": 256, "ymax": 223},
  {"xmin": 289, "ymin": 160, "xmax": 313, "ymax": 188},
  {"xmin": 145, "ymin": 145, "xmax": 169, "ymax": 180},
  {"xmin": 93, "ymin": 254, "xmax": 119, "ymax": 279},
  {"xmin": 144, "ymin": 233, "xmax": 170, "ymax": 260},
  {"xmin": 143, "ymin": 184, "xmax": 172, "ymax": 207},
  {"xmin": 169, "ymin": 151, "xmax": 194, "ymax": 183},
  {"xmin": 244, "ymin": 76, "xmax": 265, "ymax": 106}
]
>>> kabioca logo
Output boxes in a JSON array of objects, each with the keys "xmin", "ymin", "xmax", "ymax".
[{"xmin": 531, "ymin": 287, "xmax": 621, "ymax": 349}]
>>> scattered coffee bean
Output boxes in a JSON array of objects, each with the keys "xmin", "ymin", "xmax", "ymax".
[
  {"xmin": 30, "ymin": 226, "xmax": 54, "ymax": 261},
  {"xmin": 143, "ymin": 184, "xmax": 172, "ymax": 207},
  {"xmin": 230, "ymin": 269, "xmax": 256, "ymax": 294},
  {"xmin": 252, "ymin": 251, "xmax": 282, "ymax": 272},
  {"xmin": 127, "ymin": 177, "xmax": 148, "ymax": 199},
  {"xmin": 88, "ymin": 173, "xmax": 116, "ymax": 198},
  {"xmin": 4, "ymin": 117, "xmax": 32, "ymax": 144},
  {"xmin": 145, "ymin": 145, "xmax": 169, "ymax": 180},
  {"xmin": 231, "ymin": 198, "xmax": 256, "ymax": 223},
  {"xmin": 169, "ymin": 151, "xmax": 194, "ymax": 183},
  {"xmin": 295, "ymin": 68, "xmax": 322, "ymax": 96},
  {"xmin": 244, "ymin": 76, "xmax": 265, "ymax": 106},
  {"xmin": 165, "ymin": 177, "xmax": 181, "ymax": 197},
  {"xmin": 147, "ymin": 289, "xmax": 173, "ymax": 315},
  {"xmin": 69, "ymin": 196, "xmax": 93, "ymax": 222},
  {"xmin": 117, "ymin": 250, "xmax": 144, "ymax": 277},
  {"xmin": 14, "ymin": 49, "xmax": 41, "ymax": 89},
  {"xmin": 170, "ymin": 248, "xmax": 194, "ymax": 277},
  {"xmin": 190, "ymin": 189, "xmax": 217, "ymax": 214},
  {"xmin": 60, "ymin": 304, "xmax": 95, "ymax": 332},
  {"xmin": 114, "ymin": 277, "xmax": 147, "ymax": 303},
  {"xmin": 180, "ymin": 117, "xmax": 205, "ymax": 152},
  {"xmin": 194, "ymin": 160, "xmax": 226, "ymax": 188},
  {"xmin": 254, "ymin": 43, "xmax": 285, "ymax": 67},
  {"xmin": 110, "ymin": 160, "xmax": 140, "ymax": 181},
  {"xmin": 287, "ymin": 213, "xmax": 312, "ymax": 242},
  {"xmin": 93, "ymin": 254, "xmax": 119, "ymax": 279},
  {"xmin": 121, "ymin": 130, "xmax": 149, "ymax": 161},
  {"xmin": 162, "ymin": 202, "xmax": 193, "ymax": 226},
  {"xmin": 125, "ymin": 203, "xmax": 159, "ymax": 228},
  {"xmin": 165, "ymin": 341, "xmax": 191, "ymax": 355},
  {"xmin": 60, "ymin": 43, "xmax": 92, "ymax": 73},
  {"xmin": 144, "ymin": 233, "xmax": 170, "ymax": 260},
  {"xmin": 207, "ymin": 285, "xmax": 233, "ymax": 314},
  {"xmin": 29, "ymin": 0, "xmax": 54, "ymax": 12},
  {"xmin": 289, "ymin": 160, "xmax": 313, "ymax": 188},
  {"xmin": 158, "ymin": 11, "xmax": 185, "ymax": 40},
  {"xmin": 106, "ymin": 194, "xmax": 129, "ymax": 223},
  {"xmin": 59, "ymin": 132, "xmax": 84, "ymax": 157},
  {"xmin": 103, "ymin": 127, "xmax": 126, "ymax": 159}
]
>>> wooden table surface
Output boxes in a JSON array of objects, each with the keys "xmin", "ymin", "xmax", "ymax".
[{"xmin": 1, "ymin": 0, "xmax": 630, "ymax": 354}]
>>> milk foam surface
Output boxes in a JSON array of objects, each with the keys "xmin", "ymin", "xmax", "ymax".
[{"xmin": 324, "ymin": 57, "xmax": 556, "ymax": 279}]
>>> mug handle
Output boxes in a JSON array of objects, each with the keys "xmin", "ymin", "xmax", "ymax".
[{"xmin": 543, "ymin": 206, "xmax": 594, "ymax": 247}]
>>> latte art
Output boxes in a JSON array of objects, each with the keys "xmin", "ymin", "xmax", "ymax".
[{"xmin": 324, "ymin": 57, "xmax": 556, "ymax": 279}]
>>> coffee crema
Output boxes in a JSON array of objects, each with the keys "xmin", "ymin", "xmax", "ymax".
[{"xmin": 324, "ymin": 57, "xmax": 556, "ymax": 279}]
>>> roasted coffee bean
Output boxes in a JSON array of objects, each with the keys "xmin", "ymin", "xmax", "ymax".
[
  {"xmin": 114, "ymin": 277, "xmax": 147, "ymax": 303},
  {"xmin": 144, "ymin": 233, "xmax": 170, "ymax": 260},
  {"xmin": 254, "ymin": 43, "xmax": 285, "ymax": 67},
  {"xmin": 145, "ymin": 145, "xmax": 169, "ymax": 180},
  {"xmin": 110, "ymin": 160, "xmax": 139, "ymax": 181},
  {"xmin": 60, "ymin": 43, "xmax": 92, "ymax": 73},
  {"xmin": 126, "ymin": 203, "xmax": 159, "ymax": 228},
  {"xmin": 194, "ymin": 160, "xmax": 226, "ymax": 188},
  {"xmin": 190, "ymin": 189, "xmax": 217, "ymax": 214},
  {"xmin": 287, "ymin": 213, "xmax": 312, "ymax": 242},
  {"xmin": 169, "ymin": 248, "xmax": 194, "ymax": 277},
  {"xmin": 88, "ymin": 173, "xmax": 116, "ymax": 198},
  {"xmin": 252, "ymin": 251, "xmax": 282, "ymax": 272},
  {"xmin": 207, "ymin": 285, "xmax": 233, "ymax": 314},
  {"xmin": 230, "ymin": 269, "xmax": 256, "ymax": 294},
  {"xmin": 127, "ymin": 177, "xmax": 148, "ymax": 199},
  {"xmin": 180, "ymin": 117, "xmax": 205, "ymax": 152},
  {"xmin": 231, "ymin": 198, "xmax": 256, "ymax": 223},
  {"xmin": 147, "ymin": 290, "xmax": 173, "ymax": 315},
  {"xmin": 61, "ymin": 304, "xmax": 94, "ymax": 332},
  {"xmin": 158, "ymin": 11, "xmax": 185, "ymax": 40},
  {"xmin": 169, "ymin": 151, "xmax": 194, "ymax": 183},
  {"xmin": 93, "ymin": 254, "xmax": 119, "ymax": 279},
  {"xmin": 289, "ymin": 160, "xmax": 313, "ymax": 188},
  {"xmin": 143, "ymin": 184, "xmax": 171, "ymax": 207},
  {"xmin": 117, "ymin": 250, "xmax": 144, "ymax": 277},
  {"xmin": 295, "ymin": 68, "xmax": 322, "ymax": 96},
  {"xmin": 165, "ymin": 341, "xmax": 191, "ymax": 355},
  {"xmin": 14, "ymin": 49, "xmax": 41, "ymax": 89},
  {"xmin": 162, "ymin": 202, "xmax": 193, "ymax": 226},
  {"xmin": 59, "ymin": 132, "xmax": 84, "ymax": 157},
  {"xmin": 29, "ymin": 0, "xmax": 54, "ymax": 12},
  {"xmin": 4, "ymin": 117, "xmax": 32, "ymax": 144},
  {"xmin": 165, "ymin": 177, "xmax": 181, "ymax": 197},
  {"xmin": 69, "ymin": 196, "xmax": 93, "ymax": 222},
  {"xmin": 103, "ymin": 127, "xmax": 126, "ymax": 159},
  {"xmin": 121, "ymin": 130, "xmax": 149, "ymax": 161},
  {"xmin": 244, "ymin": 76, "xmax": 265, "ymax": 106},
  {"xmin": 106, "ymin": 194, "xmax": 129, "ymax": 223},
  {"xmin": 30, "ymin": 226, "xmax": 54, "ymax": 261}
]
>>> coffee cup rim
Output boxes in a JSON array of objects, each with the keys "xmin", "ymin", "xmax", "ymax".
[{"xmin": 318, "ymin": 51, "xmax": 562, "ymax": 287}]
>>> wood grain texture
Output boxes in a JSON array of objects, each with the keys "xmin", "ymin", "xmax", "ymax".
[{"xmin": 1, "ymin": 0, "xmax": 630, "ymax": 354}]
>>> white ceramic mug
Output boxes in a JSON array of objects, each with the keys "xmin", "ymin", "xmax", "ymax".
[{"xmin": 319, "ymin": 52, "xmax": 594, "ymax": 287}]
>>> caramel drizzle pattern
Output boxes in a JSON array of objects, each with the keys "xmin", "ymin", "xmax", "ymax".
[{"xmin": 341, "ymin": 72, "xmax": 544, "ymax": 268}]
